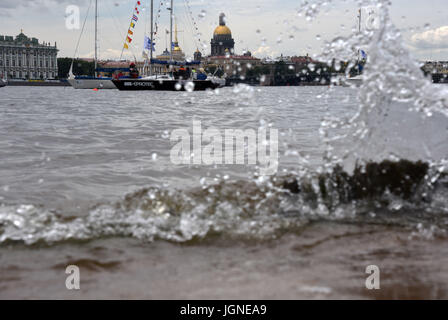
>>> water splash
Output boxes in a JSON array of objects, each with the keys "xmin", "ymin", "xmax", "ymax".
[
  {"xmin": 295, "ymin": 0, "xmax": 448, "ymax": 173},
  {"xmin": 1, "ymin": 160, "xmax": 447, "ymax": 245}
]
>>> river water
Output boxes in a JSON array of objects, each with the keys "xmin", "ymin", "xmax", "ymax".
[{"xmin": 1, "ymin": 85, "xmax": 448, "ymax": 299}]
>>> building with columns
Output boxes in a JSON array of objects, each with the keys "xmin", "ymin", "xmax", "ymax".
[
  {"xmin": 210, "ymin": 13, "xmax": 235, "ymax": 56},
  {"xmin": 0, "ymin": 31, "xmax": 58, "ymax": 80}
]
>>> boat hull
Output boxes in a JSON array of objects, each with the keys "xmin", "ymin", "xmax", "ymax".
[
  {"xmin": 112, "ymin": 79, "xmax": 220, "ymax": 91},
  {"xmin": 67, "ymin": 78, "xmax": 116, "ymax": 89}
]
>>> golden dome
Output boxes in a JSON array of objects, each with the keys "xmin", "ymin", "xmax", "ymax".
[{"xmin": 214, "ymin": 25, "xmax": 231, "ymax": 36}]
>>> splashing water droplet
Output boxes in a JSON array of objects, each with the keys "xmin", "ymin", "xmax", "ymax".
[{"xmin": 185, "ymin": 81, "xmax": 195, "ymax": 92}]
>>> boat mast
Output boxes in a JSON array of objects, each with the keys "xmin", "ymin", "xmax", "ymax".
[
  {"xmin": 169, "ymin": 0, "xmax": 173, "ymax": 63},
  {"xmin": 94, "ymin": 0, "xmax": 98, "ymax": 77},
  {"xmin": 357, "ymin": 8, "xmax": 361, "ymax": 75},
  {"xmin": 150, "ymin": 0, "xmax": 154, "ymax": 76}
]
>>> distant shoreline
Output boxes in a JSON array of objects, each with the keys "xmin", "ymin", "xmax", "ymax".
[{"xmin": 6, "ymin": 80, "xmax": 70, "ymax": 87}]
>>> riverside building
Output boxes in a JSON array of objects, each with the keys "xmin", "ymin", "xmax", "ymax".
[{"xmin": 0, "ymin": 31, "xmax": 58, "ymax": 80}]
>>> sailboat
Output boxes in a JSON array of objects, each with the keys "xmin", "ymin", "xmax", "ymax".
[
  {"xmin": 67, "ymin": 0, "xmax": 116, "ymax": 89},
  {"xmin": 112, "ymin": 0, "xmax": 222, "ymax": 91},
  {"xmin": 346, "ymin": 9, "xmax": 365, "ymax": 86}
]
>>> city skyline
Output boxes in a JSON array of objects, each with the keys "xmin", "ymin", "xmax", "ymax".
[{"xmin": 0, "ymin": 0, "xmax": 447, "ymax": 61}]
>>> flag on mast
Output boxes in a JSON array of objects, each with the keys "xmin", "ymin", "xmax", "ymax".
[
  {"xmin": 144, "ymin": 36, "xmax": 155, "ymax": 51},
  {"xmin": 122, "ymin": 0, "xmax": 141, "ymax": 51}
]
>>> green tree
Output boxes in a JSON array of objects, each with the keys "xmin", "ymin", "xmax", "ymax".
[
  {"xmin": 246, "ymin": 65, "xmax": 271, "ymax": 78},
  {"xmin": 57, "ymin": 57, "xmax": 95, "ymax": 79}
]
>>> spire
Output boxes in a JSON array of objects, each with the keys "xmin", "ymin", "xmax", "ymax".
[{"xmin": 175, "ymin": 19, "xmax": 178, "ymax": 44}]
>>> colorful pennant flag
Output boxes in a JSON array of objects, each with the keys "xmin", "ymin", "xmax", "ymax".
[{"xmin": 122, "ymin": 1, "xmax": 142, "ymax": 52}]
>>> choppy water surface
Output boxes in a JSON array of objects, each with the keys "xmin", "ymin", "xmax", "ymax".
[
  {"xmin": 2, "ymin": 0, "xmax": 448, "ymax": 299},
  {"xmin": 1, "ymin": 85, "xmax": 447, "ymax": 299}
]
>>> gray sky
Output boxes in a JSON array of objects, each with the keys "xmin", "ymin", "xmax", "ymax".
[{"xmin": 1, "ymin": 0, "xmax": 447, "ymax": 61}]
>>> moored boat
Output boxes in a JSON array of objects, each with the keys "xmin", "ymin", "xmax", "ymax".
[
  {"xmin": 67, "ymin": 0, "xmax": 142, "ymax": 90},
  {"xmin": 67, "ymin": 75, "xmax": 116, "ymax": 89},
  {"xmin": 112, "ymin": 78, "xmax": 220, "ymax": 91}
]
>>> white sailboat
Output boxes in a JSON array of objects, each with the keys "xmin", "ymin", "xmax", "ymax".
[
  {"xmin": 68, "ymin": 0, "xmax": 115, "ymax": 89},
  {"xmin": 346, "ymin": 8, "xmax": 365, "ymax": 87}
]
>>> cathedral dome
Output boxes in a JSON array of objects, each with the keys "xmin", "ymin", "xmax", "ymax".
[
  {"xmin": 210, "ymin": 13, "xmax": 235, "ymax": 56},
  {"xmin": 214, "ymin": 25, "xmax": 231, "ymax": 36}
]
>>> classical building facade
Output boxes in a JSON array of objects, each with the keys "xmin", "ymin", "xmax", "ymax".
[
  {"xmin": 210, "ymin": 13, "xmax": 235, "ymax": 56},
  {"xmin": 206, "ymin": 52, "xmax": 261, "ymax": 78},
  {"xmin": 0, "ymin": 32, "xmax": 58, "ymax": 80}
]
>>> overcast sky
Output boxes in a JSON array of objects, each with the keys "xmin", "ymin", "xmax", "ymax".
[{"xmin": 1, "ymin": 0, "xmax": 447, "ymax": 61}]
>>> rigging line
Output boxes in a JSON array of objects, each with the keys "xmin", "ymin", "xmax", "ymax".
[
  {"xmin": 104, "ymin": 2, "xmax": 127, "ymax": 41},
  {"xmin": 153, "ymin": 0, "xmax": 164, "ymax": 44},
  {"xmin": 182, "ymin": 2, "xmax": 195, "ymax": 41},
  {"xmin": 144, "ymin": 0, "xmax": 148, "ymax": 36},
  {"xmin": 183, "ymin": 0, "xmax": 201, "ymax": 52},
  {"xmin": 98, "ymin": 2, "xmax": 138, "ymax": 61},
  {"xmin": 72, "ymin": 0, "xmax": 94, "ymax": 60},
  {"xmin": 120, "ymin": 1, "xmax": 141, "ymax": 60},
  {"xmin": 182, "ymin": 1, "xmax": 198, "ymax": 50}
]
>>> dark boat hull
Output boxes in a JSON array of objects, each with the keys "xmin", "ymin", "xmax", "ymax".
[
  {"xmin": 112, "ymin": 79, "xmax": 220, "ymax": 91},
  {"xmin": 432, "ymin": 73, "xmax": 448, "ymax": 84}
]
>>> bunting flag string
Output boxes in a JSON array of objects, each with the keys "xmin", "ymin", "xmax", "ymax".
[
  {"xmin": 184, "ymin": 0, "xmax": 202, "ymax": 50},
  {"xmin": 152, "ymin": 1, "xmax": 165, "ymax": 43},
  {"xmin": 122, "ymin": 1, "xmax": 142, "ymax": 51}
]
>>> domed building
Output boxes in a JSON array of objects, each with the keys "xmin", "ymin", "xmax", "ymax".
[
  {"xmin": 193, "ymin": 49, "xmax": 202, "ymax": 62},
  {"xmin": 210, "ymin": 13, "xmax": 234, "ymax": 56}
]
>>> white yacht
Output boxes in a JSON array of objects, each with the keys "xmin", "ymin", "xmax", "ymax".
[{"xmin": 67, "ymin": 0, "xmax": 117, "ymax": 90}]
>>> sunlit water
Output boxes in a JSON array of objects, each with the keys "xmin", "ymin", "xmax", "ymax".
[{"xmin": 1, "ymin": 85, "xmax": 448, "ymax": 299}]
